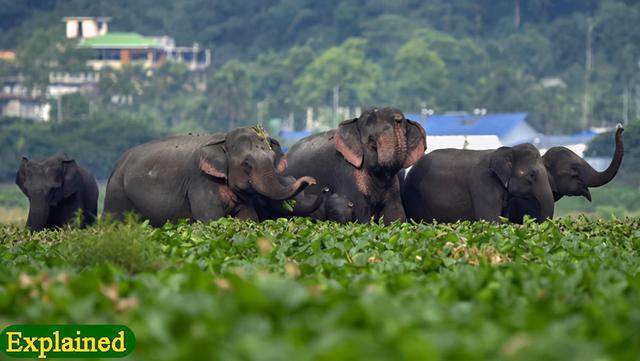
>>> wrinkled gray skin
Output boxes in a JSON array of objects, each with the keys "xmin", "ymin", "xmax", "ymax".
[
  {"xmin": 507, "ymin": 125, "xmax": 624, "ymax": 223},
  {"xmin": 402, "ymin": 144, "xmax": 554, "ymax": 223},
  {"xmin": 284, "ymin": 108, "xmax": 426, "ymax": 224},
  {"xmin": 319, "ymin": 191, "xmax": 356, "ymax": 223},
  {"xmin": 16, "ymin": 153, "xmax": 98, "ymax": 231},
  {"xmin": 104, "ymin": 127, "xmax": 316, "ymax": 226},
  {"xmin": 258, "ymin": 184, "xmax": 355, "ymax": 223}
]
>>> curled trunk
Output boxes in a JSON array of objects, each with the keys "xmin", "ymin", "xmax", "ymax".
[
  {"xmin": 251, "ymin": 164, "xmax": 316, "ymax": 201},
  {"xmin": 584, "ymin": 126, "xmax": 624, "ymax": 187}
]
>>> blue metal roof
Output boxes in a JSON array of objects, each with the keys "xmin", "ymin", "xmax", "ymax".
[{"xmin": 405, "ymin": 112, "xmax": 530, "ymax": 137}]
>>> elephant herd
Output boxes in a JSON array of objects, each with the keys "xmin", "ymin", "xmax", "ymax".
[{"xmin": 15, "ymin": 107, "xmax": 624, "ymax": 231}]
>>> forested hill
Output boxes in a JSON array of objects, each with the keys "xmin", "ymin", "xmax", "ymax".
[
  {"xmin": 2, "ymin": 1, "xmax": 639, "ymax": 130},
  {"xmin": 1, "ymin": 1, "xmax": 640, "ymax": 182}
]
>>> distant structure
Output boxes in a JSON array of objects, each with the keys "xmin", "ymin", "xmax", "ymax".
[
  {"xmin": 0, "ymin": 51, "xmax": 16, "ymax": 61},
  {"xmin": 405, "ymin": 111, "xmax": 538, "ymax": 146},
  {"xmin": 0, "ymin": 76, "xmax": 50, "ymax": 121},
  {"xmin": 63, "ymin": 16, "xmax": 111, "ymax": 39},
  {"xmin": 48, "ymin": 72, "xmax": 100, "ymax": 97},
  {"xmin": 63, "ymin": 16, "xmax": 211, "ymax": 71}
]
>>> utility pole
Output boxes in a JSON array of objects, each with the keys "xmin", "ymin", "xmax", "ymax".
[
  {"xmin": 56, "ymin": 95, "xmax": 63, "ymax": 123},
  {"xmin": 623, "ymin": 86, "xmax": 629, "ymax": 126},
  {"xmin": 581, "ymin": 17, "xmax": 593, "ymax": 129},
  {"xmin": 636, "ymin": 84, "xmax": 640, "ymax": 121},
  {"xmin": 332, "ymin": 85, "xmax": 340, "ymax": 128},
  {"xmin": 514, "ymin": 0, "xmax": 521, "ymax": 28},
  {"xmin": 257, "ymin": 101, "xmax": 264, "ymax": 126}
]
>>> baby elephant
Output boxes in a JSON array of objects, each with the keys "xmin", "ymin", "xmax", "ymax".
[
  {"xmin": 312, "ymin": 188, "xmax": 356, "ymax": 223},
  {"xmin": 16, "ymin": 153, "xmax": 99, "ymax": 231}
]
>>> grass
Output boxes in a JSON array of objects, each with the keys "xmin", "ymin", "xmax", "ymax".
[{"xmin": 1, "ymin": 217, "xmax": 639, "ymax": 360}]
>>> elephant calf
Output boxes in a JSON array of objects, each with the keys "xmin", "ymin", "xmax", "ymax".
[
  {"xmin": 103, "ymin": 127, "xmax": 316, "ymax": 226},
  {"xmin": 258, "ymin": 185, "xmax": 356, "ymax": 223},
  {"xmin": 16, "ymin": 153, "xmax": 99, "ymax": 231}
]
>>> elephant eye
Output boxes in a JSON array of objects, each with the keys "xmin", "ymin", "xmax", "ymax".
[{"xmin": 526, "ymin": 170, "xmax": 537, "ymax": 182}]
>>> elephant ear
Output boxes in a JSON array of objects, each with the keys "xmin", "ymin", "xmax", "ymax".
[
  {"xmin": 542, "ymin": 155, "xmax": 561, "ymax": 194},
  {"xmin": 15, "ymin": 157, "xmax": 29, "ymax": 194},
  {"xmin": 62, "ymin": 158, "xmax": 82, "ymax": 198},
  {"xmin": 269, "ymin": 137, "xmax": 288, "ymax": 173},
  {"xmin": 199, "ymin": 134, "xmax": 228, "ymax": 179},
  {"xmin": 335, "ymin": 117, "xmax": 363, "ymax": 168},
  {"xmin": 403, "ymin": 119, "xmax": 427, "ymax": 168},
  {"xmin": 489, "ymin": 147, "xmax": 514, "ymax": 188}
]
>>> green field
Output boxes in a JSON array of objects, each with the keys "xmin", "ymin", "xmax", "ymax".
[{"xmin": 1, "ymin": 217, "xmax": 639, "ymax": 360}]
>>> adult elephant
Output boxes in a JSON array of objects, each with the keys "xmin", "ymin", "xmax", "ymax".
[
  {"xmin": 507, "ymin": 125, "xmax": 624, "ymax": 223},
  {"xmin": 402, "ymin": 143, "xmax": 554, "ymax": 223},
  {"xmin": 104, "ymin": 127, "xmax": 316, "ymax": 226},
  {"xmin": 284, "ymin": 107, "xmax": 426, "ymax": 224},
  {"xmin": 16, "ymin": 153, "xmax": 98, "ymax": 231}
]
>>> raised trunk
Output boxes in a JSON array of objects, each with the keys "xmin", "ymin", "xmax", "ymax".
[
  {"xmin": 26, "ymin": 198, "xmax": 49, "ymax": 231},
  {"xmin": 252, "ymin": 166, "xmax": 316, "ymax": 201},
  {"xmin": 584, "ymin": 126, "xmax": 624, "ymax": 187}
]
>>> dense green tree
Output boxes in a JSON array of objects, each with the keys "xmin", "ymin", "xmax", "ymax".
[
  {"xmin": 392, "ymin": 33, "xmax": 447, "ymax": 110},
  {"xmin": 205, "ymin": 60, "xmax": 254, "ymax": 131},
  {"xmin": 294, "ymin": 38, "xmax": 383, "ymax": 110}
]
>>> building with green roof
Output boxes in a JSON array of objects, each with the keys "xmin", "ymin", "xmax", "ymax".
[{"xmin": 65, "ymin": 17, "xmax": 210, "ymax": 71}]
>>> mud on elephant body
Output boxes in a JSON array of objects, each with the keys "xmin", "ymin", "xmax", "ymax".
[
  {"xmin": 507, "ymin": 125, "xmax": 624, "ymax": 223},
  {"xmin": 284, "ymin": 107, "xmax": 426, "ymax": 224},
  {"xmin": 16, "ymin": 153, "xmax": 98, "ymax": 231},
  {"xmin": 402, "ymin": 144, "xmax": 554, "ymax": 223},
  {"xmin": 103, "ymin": 127, "xmax": 315, "ymax": 226}
]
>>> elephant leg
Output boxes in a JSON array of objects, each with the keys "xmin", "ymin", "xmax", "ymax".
[
  {"xmin": 469, "ymin": 177, "xmax": 505, "ymax": 222},
  {"xmin": 103, "ymin": 185, "xmax": 135, "ymax": 221},
  {"xmin": 235, "ymin": 206, "xmax": 259, "ymax": 221},
  {"xmin": 379, "ymin": 181, "xmax": 406, "ymax": 224},
  {"xmin": 187, "ymin": 181, "xmax": 226, "ymax": 223}
]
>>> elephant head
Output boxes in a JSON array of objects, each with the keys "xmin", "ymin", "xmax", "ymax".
[
  {"xmin": 543, "ymin": 125, "xmax": 624, "ymax": 201},
  {"xmin": 198, "ymin": 127, "xmax": 315, "ymax": 201},
  {"xmin": 16, "ymin": 153, "xmax": 82, "ymax": 231},
  {"xmin": 335, "ymin": 108, "xmax": 426, "ymax": 174},
  {"xmin": 490, "ymin": 144, "xmax": 555, "ymax": 222}
]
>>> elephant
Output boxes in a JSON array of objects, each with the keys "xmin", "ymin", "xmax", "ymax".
[
  {"xmin": 103, "ymin": 127, "xmax": 316, "ymax": 226},
  {"xmin": 16, "ymin": 153, "xmax": 98, "ymax": 231},
  {"xmin": 507, "ymin": 125, "xmax": 624, "ymax": 223},
  {"xmin": 401, "ymin": 143, "xmax": 554, "ymax": 223},
  {"xmin": 283, "ymin": 107, "xmax": 426, "ymax": 224},
  {"xmin": 257, "ymin": 184, "xmax": 356, "ymax": 223}
]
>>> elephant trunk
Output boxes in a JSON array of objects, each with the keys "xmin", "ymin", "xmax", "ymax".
[
  {"xmin": 271, "ymin": 176, "xmax": 324, "ymax": 215},
  {"xmin": 583, "ymin": 126, "xmax": 624, "ymax": 187},
  {"xmin": 289, "ymin": 193, "xmax": 323, "ymax": 215},
  {"xmin": 26, "ymin": 197, "xmax": 49, "ymax": 231},
  {"xmin": 376, "ymin": 121, "xmax": 407, "ymax": 169},
  {"xmin": 251, "ymin": 164, "xmax": 316, "ymax": 201},
  {"xmin": 533, "ymin": 173, "xmax": 555, "ymax": 222}
]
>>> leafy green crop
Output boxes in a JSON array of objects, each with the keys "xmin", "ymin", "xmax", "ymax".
[{"xmin": 1, "ymin": 217, "xmax": 639, "ymax": 360}]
